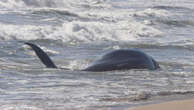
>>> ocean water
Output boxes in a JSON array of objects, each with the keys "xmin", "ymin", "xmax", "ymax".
[{"xmin": 1, "ymin": 0, "xmax": 194, "ymax": 110}]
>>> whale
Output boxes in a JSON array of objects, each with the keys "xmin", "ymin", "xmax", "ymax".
[{"xmin": 24, "ymin": 42, "xmax": 160, "ymax": 72}]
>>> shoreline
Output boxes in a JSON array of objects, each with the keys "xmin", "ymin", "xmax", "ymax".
[
  {"xmin": 125, "ymin": 98, "xmax": 194, "ymax": 110},
  {"xmin": 112, "ymin": 93, "xmax": 194, "ymax": 110}
]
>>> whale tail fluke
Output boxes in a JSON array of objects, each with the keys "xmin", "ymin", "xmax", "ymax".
[{"xmin": 25, "ymin": 42, "xmax": 57, "ymax": 68}]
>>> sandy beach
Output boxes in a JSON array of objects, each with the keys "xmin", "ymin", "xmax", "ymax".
[{"xmin": 126, "ymin": 98, "xmax": 194, "ymax": 110}]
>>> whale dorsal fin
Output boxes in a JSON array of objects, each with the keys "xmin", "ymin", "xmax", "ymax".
[{"xmin": 25, "ymin": 42, "xmax": 57, "ymax": 68}]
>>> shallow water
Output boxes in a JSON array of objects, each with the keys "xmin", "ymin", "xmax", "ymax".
[{"xmin": 0, "ymin": 0, "xmax": 194, "ymax": 110}]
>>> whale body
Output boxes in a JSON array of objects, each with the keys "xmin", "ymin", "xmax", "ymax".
[
  {"xmin": 83, "ymin": 49, "xmax": 159, "ymax": 71},
  {"xmin": 25, "ymin": 42, "xmax": 160, "ymax": 72}
]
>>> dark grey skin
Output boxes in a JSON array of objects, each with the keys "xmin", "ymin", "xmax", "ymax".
[{"xmin": 25, "ymin": 42, "xmax": 160, "ymax": 72}]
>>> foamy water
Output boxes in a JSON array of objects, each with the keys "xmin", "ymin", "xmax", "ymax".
[{"xmin": 0, "ymin": 0, "xmax": 194, "ymax": 110}]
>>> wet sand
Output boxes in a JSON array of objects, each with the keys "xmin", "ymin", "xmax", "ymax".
[{"xmin": 126, "ymin": 98, "xmax": 194, "ymax": 110}]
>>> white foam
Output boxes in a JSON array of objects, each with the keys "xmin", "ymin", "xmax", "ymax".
[
  {"xmin": 132, "ymin": 8, "xmax": 170, "ymax": 18},
  {"xmin": 0, "ymin": 0, "xmax": 66, "ymax": 9},
  {"xmin": 0, "ymin": 0, "xmax": 26, "ymax": 10},
  {"xmin": 0, "ymin": 0, "xmax": 168, "ymax": 43},
  {"xmin": 0, "ymin": 104, "xmax": 43, "ymax": 110},
  {"xmin": 0, "ymin": 24, "xmax": 55, "ymax": 40},
  {"xmin": 65, "ymin": 60, "xmax": 89, "ymax": 70},
  {"xmin": 0, "ymin": 12, "xmax": 163, "ymax": 43}
]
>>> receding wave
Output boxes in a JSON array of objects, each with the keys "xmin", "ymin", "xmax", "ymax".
[
  {"xmin": 158, "ymin": 90, "xmax": 194, "ymax": 96},
  {"xmin": 152, "ymin": 5, "xmax": 192, "ymax": 10},
  {"xmin": 157, "ymin": 19, "xmax": 194, "ymax": 27},
  {"xmin": 31, "ymin": 9, "xmax": 79, "ymax": 18},
  {"xmin": 101, "ymin": 92, "xmax": 151, "ymax": 102}
]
